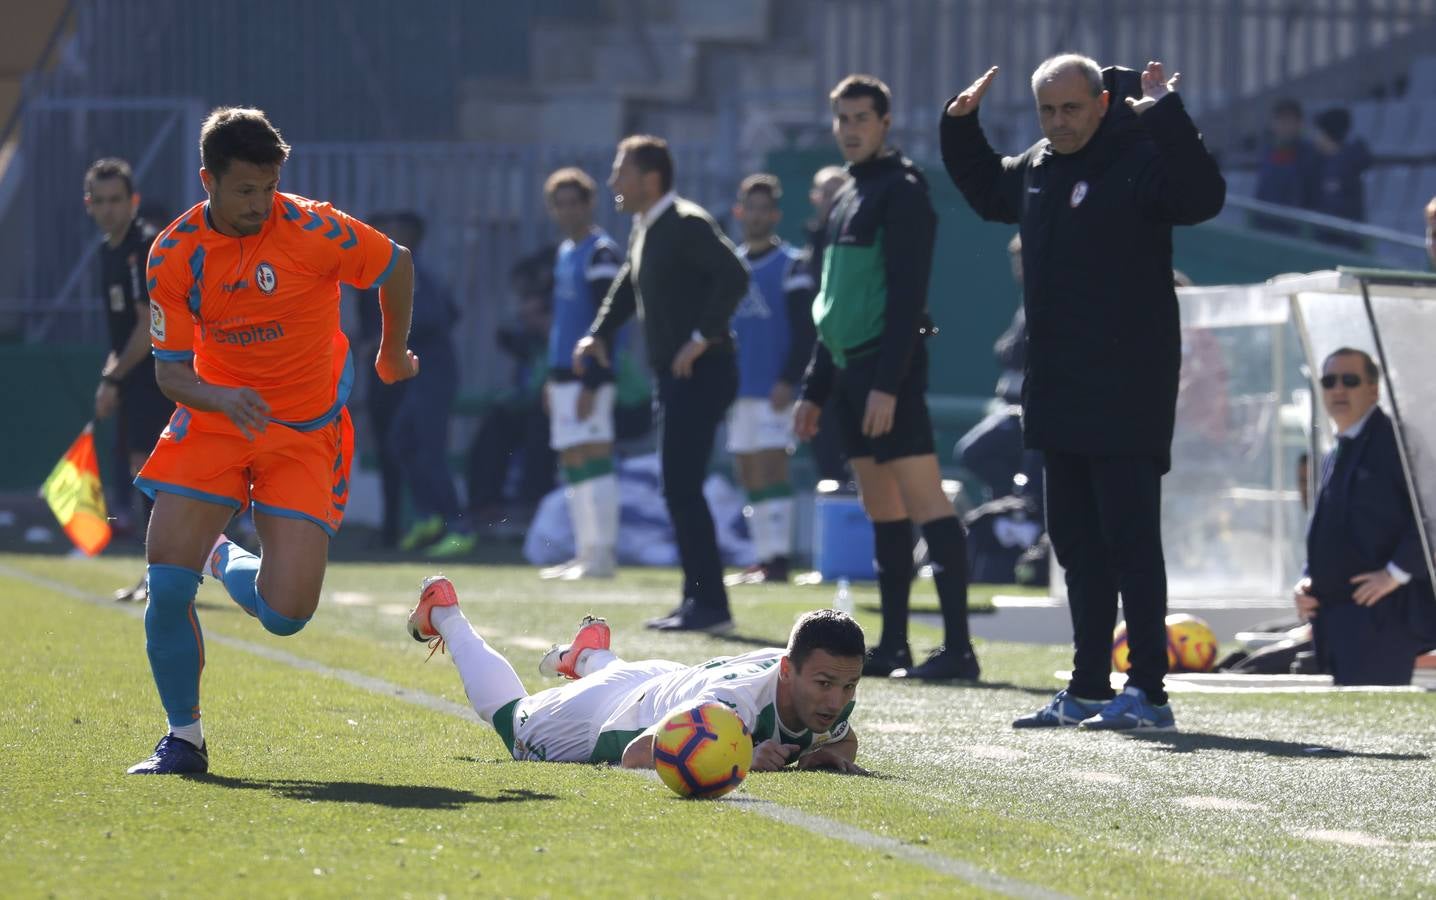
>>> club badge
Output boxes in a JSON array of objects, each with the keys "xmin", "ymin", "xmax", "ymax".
[
  {"xmin": 255, "ymin": 262, "xmax": 278, "ymax": 295},
  {"xmin": 1070, "ymin": 181, "xmax": 1089, "ymax": 208}
]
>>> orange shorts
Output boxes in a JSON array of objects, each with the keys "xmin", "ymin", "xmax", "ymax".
[{"xmin": 136, "ymin": 405, "xmax": 354, "ymax": 535}]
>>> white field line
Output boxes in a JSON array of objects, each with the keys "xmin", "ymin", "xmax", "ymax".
[{"xmin": 2, "ymin": 562, "xmax": 1068, "ymax": 900}]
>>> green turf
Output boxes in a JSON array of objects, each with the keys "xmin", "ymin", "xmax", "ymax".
[{"xmin": 2, "ymin": 553, "xmax": 1434, "ymax": 898}]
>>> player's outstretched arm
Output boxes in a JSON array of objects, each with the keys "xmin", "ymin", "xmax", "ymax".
[
  {"xmin": 796, "ymin": 730, "xmax": 869, "ymax": 776},
  {"xmin": 375, "ymin": 246, "xmax": 420, "ymax": 384}
]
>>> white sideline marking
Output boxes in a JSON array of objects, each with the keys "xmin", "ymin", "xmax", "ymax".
[
  {"xmin": 1298, "ymin": 829, "xmax": 1436, "ymax": 850},
  {"xmin": 1053, "ymin": 670, "xmax": 1429, "ymax": 694},
  {"xmin": 2, "ymin": 562, "xmax": 1068, "ymax": 900},
  {"xmin": 1066, "ymin": 770, "xmax": 1125, "ymax": 785},
  {"xmin": 1173, "ymin": 796, "xmax": 1264, "ymax": 812}
]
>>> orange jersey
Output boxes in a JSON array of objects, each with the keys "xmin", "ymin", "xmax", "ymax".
[{"xmin": 146, "ymin": 192, "xmax": 397, "ymax": 427}]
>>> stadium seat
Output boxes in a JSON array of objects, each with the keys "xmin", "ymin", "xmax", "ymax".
[{"xmin": 1371, "ymin": 100, "xmax": 1418, "ymax": 157}]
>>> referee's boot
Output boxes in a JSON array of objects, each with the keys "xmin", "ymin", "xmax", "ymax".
[{"xmin": 861, "ymin": 642, "xmax": 913, "ymax": 677}]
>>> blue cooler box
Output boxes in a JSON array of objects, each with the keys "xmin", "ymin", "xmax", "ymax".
[{"xmin": 813, "ymin": 494, "xmax": 875, "ymax": 581}]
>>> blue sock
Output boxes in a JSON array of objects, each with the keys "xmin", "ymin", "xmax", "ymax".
[
  {"xmin": 211, "ymin": 541, "xmax": 260, "ymax": 617},
  {"xmin": 254, "ymin": 587, "xmax": 310, "ymax": 636},
  {"xmin": 144, "ymin": 564, "xmax": 205, "ymax": 729}
]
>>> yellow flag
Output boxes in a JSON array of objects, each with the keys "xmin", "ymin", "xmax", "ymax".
[{"xmin": 40, "ymin": 424, "xmax": 112, "ymax": 556}]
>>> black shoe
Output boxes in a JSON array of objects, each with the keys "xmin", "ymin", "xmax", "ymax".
[
  {"xmin": 862, "ymin": 643, "xmax": 913, "ymax": 677},
  {"xmin": 891, "ymin": 644, "xmax": 980, "ymax": 681},
  {"xmin": 648, "ymin": 602, "xmax": 735, "ymax": 634},
  {"xmin": 644, "ymin": 603, "xmax": 688, "ymax": 628}
]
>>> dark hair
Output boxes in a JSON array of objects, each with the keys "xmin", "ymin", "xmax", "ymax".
[
  {"xmin": 738, "ymin": 173, "xmax": 782, "ymax": 202},
  {"xmin": 545, "ymin": 167, "xmax": 596, "ymax": 203},
  {"xmin": 617, "ymin": 134, "xmax": 674, "ymax": 194},
  {"xmin": 200, "ymin": 107, "xmax": 290, "ymax": 180},
  {"xmin": 829, "ymin": 74, "xmax": 891, "ymax": 118},
  {"xmin": 85, "ymin": 157, "xmax": 135, "ymax": 196},
  {"xmin": 1324, "ymin": 347, "xmax": 1380, "ymax": 382},
  {"xmin": 1314, "ymin": 107, "xmax": 1352, "ymax": 143},
  {"xmin": 1271, "ymin": 98, "xmax": 1303, "ymax": 120},
  {"xmin": 787, "ymin": 609, "xmax": 865, "ymax": 671}
]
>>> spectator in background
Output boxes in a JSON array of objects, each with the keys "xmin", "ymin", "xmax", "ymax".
[
  {"xmin": 1295, "ymin": 348, "xmax": 1436, "ymax": 684},
  {"xmin": 802, "ymin": 165, "xmax": 852, "ymax": 485},
  {"xmin": 378, "ymin": 212, "xmax": 472, "ymax": 559},
  {"xmin": 1253, "ymin": 99, "xmax": 1321, "ymax": 234},
  {"xmin": 465, "ymin": 251, "xmax": 558, "ymax": 529},
  {"xmin": 1311, "ymin": 107, "xmax": 1373, "ymax": 248},
  {"xmin": 356, "ymin": 213, "xmax": 407, "ymax": 548},
  {"xmin": 954, "ymin": 232, "xmax": 1027, "ymax": 502},
  {"xmin": 1425, "ymin": 195, "xmax": 1436, "ymax": 268}
]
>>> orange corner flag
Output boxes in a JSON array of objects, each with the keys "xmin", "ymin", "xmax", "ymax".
[{"xmin": 40, "ymin": 424, "xmax": 112, "ymax": 556}]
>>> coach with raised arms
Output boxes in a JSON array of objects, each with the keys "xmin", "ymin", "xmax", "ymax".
[{"xmin": 941, "ymin": 56, "xmax": 1225, "ymax": 730}]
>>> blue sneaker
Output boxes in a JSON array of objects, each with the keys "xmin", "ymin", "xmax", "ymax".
[
  {"xmin": 1080, "ymin": 686, "xmax": 1176, "ymax": 732},
  {"xmin": 1012, "ymin": 689, "xmax": 1107, "ymax": 728},
  {"xmin": 127, "ymin": 735, "xmax": 209, "ymax": 775}
]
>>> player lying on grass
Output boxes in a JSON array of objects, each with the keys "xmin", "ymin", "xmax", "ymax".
[{"xmin": 407, "ymin": 577, "xmax": 869, "ymax": 774}]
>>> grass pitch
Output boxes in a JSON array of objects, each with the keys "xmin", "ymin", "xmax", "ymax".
[{"xmin": 2, "ymin": 552, "xmax": 1434, "ymax": 898}]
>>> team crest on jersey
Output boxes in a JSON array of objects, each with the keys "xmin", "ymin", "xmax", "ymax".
[
  {"xmin": 1070, "ymin": 181, "xmax": 1089, "ymax": 208},
  {"xmin": 255, "ymin": 262, "xmax": 278, "ymax": 295}
]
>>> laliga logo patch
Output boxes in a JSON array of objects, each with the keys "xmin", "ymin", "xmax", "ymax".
[
  {"xmin": 149, "ymin": 301, "xmax": 166, "ymax": 341},
  {"xmin": 255, "ymin": 262, "xmax": 278, "ymax": 295},
  {"xmin": 1070, "ymin": 181, "xmax": 1089, "ymax": 208}
]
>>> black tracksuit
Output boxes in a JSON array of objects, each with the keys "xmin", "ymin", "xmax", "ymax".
[{"xmin": 942, "ymin": 87, "xmax": 1225, "ymax": 703}]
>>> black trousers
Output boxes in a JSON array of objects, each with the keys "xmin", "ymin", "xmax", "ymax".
[
  {"xmin": 656, "ymin": 351, "xmax": 738, "ymax": 613},
  {"xmin": 1046, "ymin": 452, "xmax": 1169, "ymax": 704},
  {"xmin": 365, "ymin": 373, "xmax": 407, "ymax": 546}
]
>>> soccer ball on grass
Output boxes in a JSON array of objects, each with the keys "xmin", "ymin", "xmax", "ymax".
[
  {"xmin": 653, "ymin": 702, "xmax": 753, "ymax": 799},
  {"xmin": 1112, "ymin": 613, "xmax": 1219, "ymax": 673}
]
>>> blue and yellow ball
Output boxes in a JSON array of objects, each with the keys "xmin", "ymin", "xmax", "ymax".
[
  {"xmin": 1112, "ymin": 614, "xmax": 1219, "ymax": 673},
  {"xmin": 653, "ymin": 702, "xmax": 753, "ymax": 799}
]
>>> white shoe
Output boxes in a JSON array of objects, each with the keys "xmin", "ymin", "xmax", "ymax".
[
  {"xmin": 539, "ymin": 559, "xmax": 579, "ymax": 580},
  {"xmin": 559, "ymin": 548, "xmax": 616, "ymax": 581}
]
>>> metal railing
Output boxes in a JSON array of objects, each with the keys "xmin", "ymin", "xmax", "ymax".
[{"xmin": 1217, "ymin": 192, "xmax": 1433, "ymax": 270}]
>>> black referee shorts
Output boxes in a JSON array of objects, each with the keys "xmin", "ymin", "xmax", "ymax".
[
  {"xmin": 121, "ymin": 364, "xmax": 175, "ymax": 458},
  {"xmin": 832, "ymin": 340, "xmax": 935, "ymax": 464}
]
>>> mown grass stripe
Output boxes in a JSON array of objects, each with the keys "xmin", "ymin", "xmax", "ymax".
[{"xmin": 0, "ymin": 561, "xmax": 1068, "ymax": 899}]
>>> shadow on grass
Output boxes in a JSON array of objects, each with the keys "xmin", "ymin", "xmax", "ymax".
[
  {"xmin": 194, "ymin": 774, "xmax": 558, "ymax": 809},
  {"xmin": 1127, "ymin": 731, "xmax": 1430, "ymax": 761}
]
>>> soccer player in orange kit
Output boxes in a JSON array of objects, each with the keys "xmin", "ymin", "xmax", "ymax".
[{"xmin": 127, "ymin": 107, "xmax": 419, "ymax": 774}]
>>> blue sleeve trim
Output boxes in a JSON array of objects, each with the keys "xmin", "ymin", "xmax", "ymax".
[
  {"xmin": 250, "ymin": 500, "xmax": 339, "ymax": 537},
  {"xmin": 153, "ymin": 349, "xmax": 195, "ymax": 362},
  {"xmin": 133, "ymin": 476, "xmax": 244, "ymax": 511},
  {"xmin": 369, "ymin": 240, "xmax": 400, "ymax": 289}
]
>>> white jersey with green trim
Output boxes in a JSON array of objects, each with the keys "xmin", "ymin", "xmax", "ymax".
[{"xmin": 594, "ymin": 648, "xmax": 855, "ymax": 760}]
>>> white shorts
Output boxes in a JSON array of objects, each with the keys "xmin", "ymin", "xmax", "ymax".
[
  {"xmin": 726, "ymin": 397, "xmax": 793, "ymax": 454},
  {"xmin": 507, "ymin": 659, "xmax": 684, "ymax": 763},
  {"xmin": 548, "ymin": 382, "xmax": 616, "ymax": 451}
]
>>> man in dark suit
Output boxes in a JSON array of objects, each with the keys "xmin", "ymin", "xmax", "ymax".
[
  {"xmin": 1295, "ymin": 348, "xmax": 1436, "ymax": 685},
  {"xmin": 574, "ymin": 135, "xmax": 749, "ymax": 633}
]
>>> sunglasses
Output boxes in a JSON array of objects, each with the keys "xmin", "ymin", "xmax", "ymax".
[{"xmin": 1320, "ymin": 373, "xmax": 1364, "ymax": 390}]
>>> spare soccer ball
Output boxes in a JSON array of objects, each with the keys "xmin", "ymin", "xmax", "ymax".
[
  {"xmin": 1166, "ymin": 613, "xmax": 1219, "ymax": 672},
  {"xmin": 653, "ymin": 702, "xmax": 753, "ymax": 799},
  {"xmin": 1112, "ymin": 614, "xmax": 1219, "ymax": 673}
]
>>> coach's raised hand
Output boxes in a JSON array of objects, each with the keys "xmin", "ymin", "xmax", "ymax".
[
  {"xmin": 945, "ymin": 66, "xmax": 999, "ymax": 117},
  {"xmin": 1125, "ymin": 60, "xmax": 1180, "ymax": 115}
]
